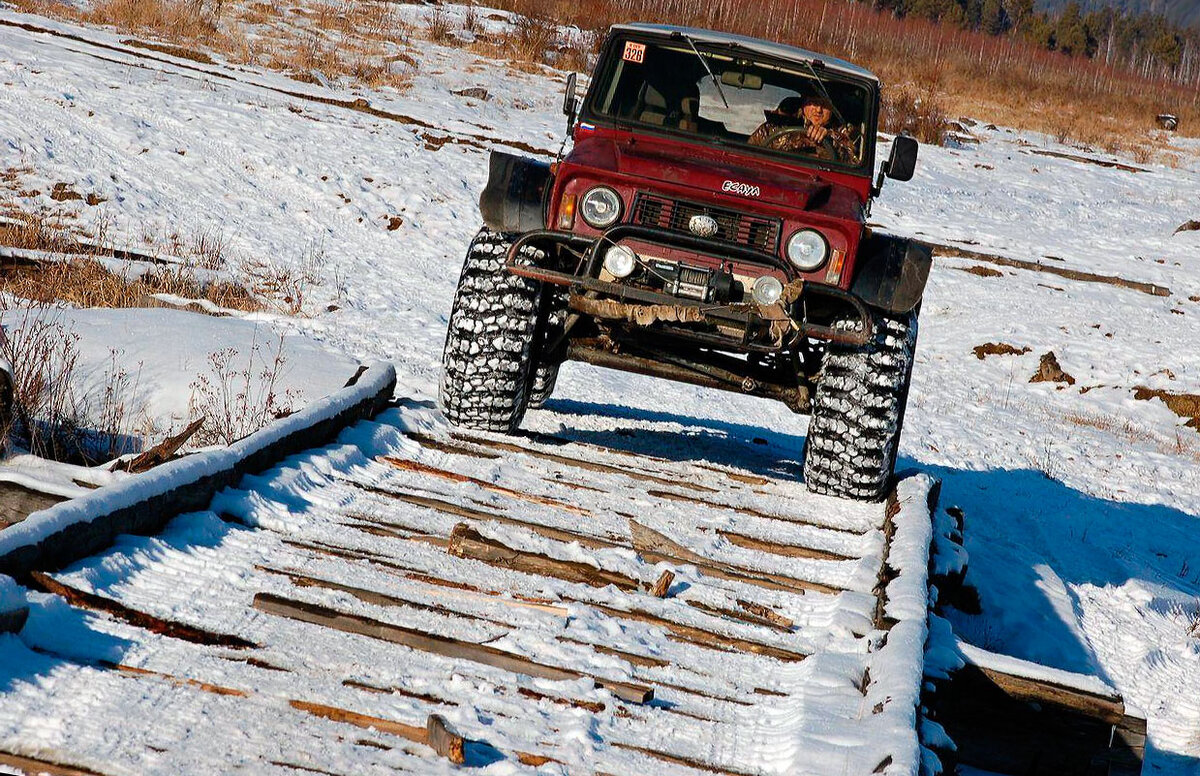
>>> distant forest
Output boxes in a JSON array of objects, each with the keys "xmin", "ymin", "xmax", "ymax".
[{"xmin": 873, "ymin": 0, "xmax": 1200, "ymax": 81}]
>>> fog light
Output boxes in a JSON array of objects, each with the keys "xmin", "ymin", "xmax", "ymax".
[
  {"xmin": 751, "ymin": 275, "xmax": 784, "ymax": 306},
  {"xmin": 603, "ymin": 245, "xmax": 637, "ymax": 278}
]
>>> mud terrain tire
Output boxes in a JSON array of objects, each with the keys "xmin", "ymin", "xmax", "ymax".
[
  {"xmin": 803, "ymin": 309, "xmax": 918, "ymax": 501},
  {"xmin": 528, "ymin": 288, "xmax": 567, "ymax": 409},
  {"xmin": 440, "ymin": 228, "xmax": 544, "ymax": 433}
]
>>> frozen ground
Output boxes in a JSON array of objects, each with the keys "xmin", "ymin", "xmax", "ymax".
[{"xmin": 0, "ymin": 1, "xmax": 1198, "ymax": 770}]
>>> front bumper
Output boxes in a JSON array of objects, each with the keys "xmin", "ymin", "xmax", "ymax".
[{"xmin": 506, "ymin": 226, "xmax": 873, "ymax": 349}]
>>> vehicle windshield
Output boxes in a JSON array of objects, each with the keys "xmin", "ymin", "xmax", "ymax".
[{"xmin": 586, "ymin": 35, "xmax": 873, "ymax": 170}]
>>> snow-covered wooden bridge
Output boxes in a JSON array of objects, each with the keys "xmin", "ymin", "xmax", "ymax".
[{"xmin": 0, "ymin": 388, "xmax": 938, "ymax": 775}]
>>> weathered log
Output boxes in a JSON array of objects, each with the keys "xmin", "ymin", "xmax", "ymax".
[
  {"xmin": 111, "ymin": 416, "xmax": 205, "ymax": 473},
  {"xmin": 254, "ymin": 592, "xmax": 654, "ymax": 704},
  {"xmin": 29, "ymin": 571, "xmax": 256, "ymax": 648},
  {"xmin": 448, "ymin": 523, "xmax": 640, "ymax": 591}
]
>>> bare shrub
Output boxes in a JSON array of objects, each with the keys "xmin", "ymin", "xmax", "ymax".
[
  {"xmin": 0, "ymin": 301, "xmax": 88, "ymax": 461},
  {"xmin": 187, "ymin": 332, "xmax": 299, "ymax": 445},
  {"xmin": 239, "ymin": 239, "xmax": 325, "ymax": 315},
  {"xmin": 426, "ymin": 8, "xmax": 455, "ymax": 44},
  {"xmin": 880, "ymin": 84, "xmax": 949, "ymax": 145}
]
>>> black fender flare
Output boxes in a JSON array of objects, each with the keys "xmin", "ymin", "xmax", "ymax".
[
  {"xmin": 478, "ymin": 151, "xmax": 553, "ymax": 234},
  {"xmin": 849, "ymin": 232, "xmax": 931, "ymax": 314}
]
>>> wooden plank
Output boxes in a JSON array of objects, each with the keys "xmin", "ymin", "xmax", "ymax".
[
  {"xmin": 258, "ymin": 565, "xmax": 513, "ymax": 627},
  {"xmin": 435, "ymin": 432, "xmax": 720, "ymax": 494},
  {"xmin": 977, "ymin": 665, "xmax": 1126, "ymax": 724},
  {"xmin": 630, "ymin": 520, "xmax": 842, "ymax": 595},
  {"xmin": 0, "ymin": 751, "xmax": 108, "ymax": 776},
  {"xmin": 931, "ymin": 663, "xmax": 1145, "ymax": 775},
  {"xmin": 254, "ymin": 593, "xmax": 655, "ymax": 705},
  {"xmin": 716, "ymin": 529, "xmax": 854, "ymax": 562},
  {"xmin": 448, "ymin": 523, "xmax": 641, "ymax": 591},
  {"xmin": 346, "ymin": 483, "xmax": 623, "ymax": 548},
  {"xmin": 378, "ymin": 456, "xmax": 589, "ymax": 515},
  {"xmin": 352, "ymin": 479, "xmax": 854, "ymax": 574},
  {"xmin": 645, "ymin": 488, "xmax": 867, "ymax": 535},
  {"xmin": 29, "ymin": 571, "xmax": 256, "ymax": 649},
  {"xmin": 686, "ymin": 599, "xmax": 793, "ymax": 633},
  {"xmin": 0, "ymin": 605, "xmax": 28, "ymax": 635},
  {"xmin": 281, "ymin": 537, "xmax": 568, "ymax": 614},
  {"xmin": 612, "ymin": 742, "xmax": 761, "ymax": 776},
  {"xmin": 288, "ymin": 700, "xmax": 439, "ymax": 757},
  {"xmin": 0, "ymin": 480, "xmax": 67, "ymax": 530},
  {"xmin": 928, "ymin": 241, "xmax": 1170, "ymax": 297},
  {"xmin": 285, "ymin": 534, "xmax": 808, "ymax": 666},
  {"xmin": 425, "ymin": 715, "xmax": 465, "ymax": 764},
  {"xmin": 574, "ymin": 598, "xmax": 809, "ymax": 663}
]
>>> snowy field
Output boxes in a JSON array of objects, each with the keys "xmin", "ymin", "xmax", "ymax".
[{"xmin": 0, "ymin": 1, "xmax": 1198, "ymax": 770}]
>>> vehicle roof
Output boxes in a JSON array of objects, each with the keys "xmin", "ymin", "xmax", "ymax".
[{"xmin": 610, "ymin": 24, "xmax": 879, "ymax": 83}]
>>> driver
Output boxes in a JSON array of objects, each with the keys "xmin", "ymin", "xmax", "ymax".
[{"xmin": 748, "ymin": 95, "xmax": 854, "ymax": 162}]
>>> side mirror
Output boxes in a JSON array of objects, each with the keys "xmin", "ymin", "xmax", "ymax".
[
  {"xmin": 885, "ymin": 135, "xmax": 919, "ymax": 181},
  {"xmin": 563, "ymin": 72, "xmax": 579, "ymax": 135}
]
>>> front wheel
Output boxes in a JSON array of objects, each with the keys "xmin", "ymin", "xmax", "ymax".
[
  {"xmin": 439, "ymin": 228, "xmax": 544, "ymax": 433},
  {"xmin": 802, "ymin": 308, "xmax": 919, "ymax": 501}
]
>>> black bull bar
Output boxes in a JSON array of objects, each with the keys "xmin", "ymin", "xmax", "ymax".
[{"xmin": 505, "ymin": 226, "xmax": 873, "ymax": 348}]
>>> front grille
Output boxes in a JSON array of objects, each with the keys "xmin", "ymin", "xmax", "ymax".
[{"xmin": 631, "ymin": 193, "xmax": 781, "ymax": 253}]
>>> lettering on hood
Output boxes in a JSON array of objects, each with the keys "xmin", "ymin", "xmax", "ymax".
[{"xmin": 721, "ymin": 180, "xmax": 760, "ymax": 198}]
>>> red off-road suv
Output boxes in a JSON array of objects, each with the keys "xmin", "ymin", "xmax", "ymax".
[{"xmin": 440, "ymin": 24, "xmax": 929, "ymax": 501}]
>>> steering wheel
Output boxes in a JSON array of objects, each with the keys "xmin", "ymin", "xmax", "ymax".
[{"xmin": 765, "ymin": 127, "xmax": 821, "ymax": 151}]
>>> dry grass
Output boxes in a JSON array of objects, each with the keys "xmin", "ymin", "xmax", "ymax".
[
  {"xmin": 1060, "ymin": 407, "xmax": 1200, "ymax": 461},
  {"xmin": 0, "ymin": 206, "xmax": 260, "ymax": 312},
  {"xmin": 0, "ymin": 259, "xmax": 259, "ymax": 313}
]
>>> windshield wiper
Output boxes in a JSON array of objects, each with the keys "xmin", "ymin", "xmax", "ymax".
[{"xmin": 677, "ymin": 32, "xmax": 729, "ymax": 110}]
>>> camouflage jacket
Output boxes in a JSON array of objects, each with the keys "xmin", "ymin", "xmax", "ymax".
[{"xmin": 747, "ymin": 120, "xmax": 858, "ymax": 163}]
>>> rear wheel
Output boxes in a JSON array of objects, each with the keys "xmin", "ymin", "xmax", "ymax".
[
  {"xmin": 802, "ymin": 308, "xmax": 918, "ymax": 501},
  {"xmin": 439, "ymin": 228, "xmax": 544, "ymax": 433}
]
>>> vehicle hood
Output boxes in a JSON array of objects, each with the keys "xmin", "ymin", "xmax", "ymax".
[{"xmin": 566, "ymin": 134, "xmax": 864, "ymax": 218}]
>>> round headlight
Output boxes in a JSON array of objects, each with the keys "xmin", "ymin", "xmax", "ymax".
[
  {"xmin": 786, "ymin": 229, "xmax": 829, "ymax": 271},
  {"xmin": 580, "ymin": 186, "xmax": 622, "ymax": 229},
  {"xmin": 603, "ymin": 245, "xmax": 637, "ymax": 278},
  {"xmin": 751, "ymin": 275, "xmax": 784, "ymax": 306}
]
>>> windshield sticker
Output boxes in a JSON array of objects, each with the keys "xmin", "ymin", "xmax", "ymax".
[
  {"xmin": 722, "ymin": 180, "xmax": 761, "ymax": 198},
  {"xmin": 622, "ymin": 42, "xmax": 646, "ymax": 64}
]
